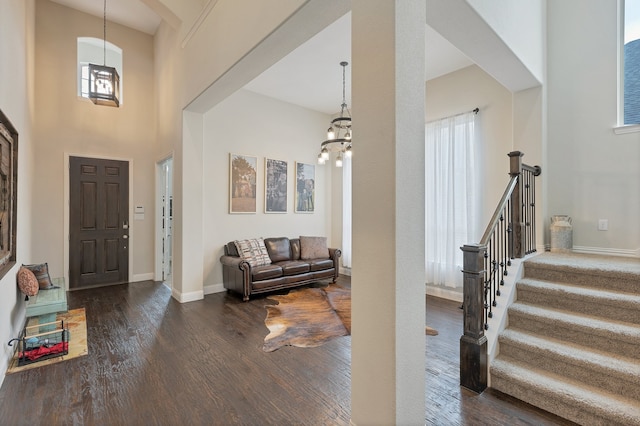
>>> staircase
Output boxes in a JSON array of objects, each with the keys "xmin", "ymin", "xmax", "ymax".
[{"xmin": 490, "ymin": 252, "xmax": 640, "ymax": 426}]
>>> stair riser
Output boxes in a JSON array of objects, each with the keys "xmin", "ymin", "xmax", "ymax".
[
  {"xmin": 491, "ymin": 372, "xmax": 636, "ymax": 426},
  {"xmin": 498, "ymin": 340, "xmax": 640, "ymax": 399},
  {"xmin": 517, "ymin": 287, "xmax": 640, "ymax": 325},
  {"xmin": 508, "ymin": 310, "xmax": 639, "ymax": 359},
  {"xmin": 524, "ymin": 265, "xmax": 638, "ymax": 294}
]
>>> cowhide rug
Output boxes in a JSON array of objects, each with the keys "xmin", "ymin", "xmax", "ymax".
[
  {"xmin": 263, "ymin": 284, "xmax": 438, "ymax": 352},
  {"xmin": 263, "ymin": 284, "xmax": 350, "ymax": 352}
]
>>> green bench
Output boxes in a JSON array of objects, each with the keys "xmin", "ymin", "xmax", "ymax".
[{"xmin": 25, "ymin": 277, "xmax": 68, "ymax": 318}]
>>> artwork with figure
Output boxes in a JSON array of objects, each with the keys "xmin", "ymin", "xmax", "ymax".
[
  {"xmin": 229, "ymin": 153, "xmax": 257, "ymax": 214},
  {"xmin": 295, "ymin": 162, "xmax": 315, "ymax": 213},
  {"xmin": 0, "ymin": 110, "xmax": 17, "ymax": 278},
  {"xmin": 265, "ymin": 158, "xmax": 287, "ymax": 213}
]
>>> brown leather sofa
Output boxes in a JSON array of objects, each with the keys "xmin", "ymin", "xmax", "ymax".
[{"xmin": 220, "ymin": 237, "xmax": 341, "ymax": 301}]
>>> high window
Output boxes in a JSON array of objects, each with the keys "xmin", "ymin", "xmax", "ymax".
[
  {"xmin": 623, "ymin": 0, "xmax": 640, "ymax": 124},
  {"xmin": 77, "ymin": 37, "xmax": 123, "ymax": 104}
]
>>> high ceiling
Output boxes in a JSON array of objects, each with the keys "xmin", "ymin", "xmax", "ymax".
[
  {"xmin": 50, "ymin": 0, "xmax": 161, "ymax": 35},
  {"xmin": 49, "ymin": 0, "xmax": 473, "ymax": 114}
]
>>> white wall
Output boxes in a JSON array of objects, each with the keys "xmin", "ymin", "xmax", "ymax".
[
  {"xmin": 33, "ymin": 0, "xmax": 157, "ymax": 281},
  {"xmin": 0, "ymin": 0, "xmax": 36, "ymax": 387},
  {"xmin": 467, "ymin": 0, "xmax": 545, "ymax": 84},
  {"xmin": 547, "ymin": 0, "xmax": 640, "ymax": 256},
  {"xmin": 201, "ymin": 89, "xmax": 332, "ymax": 292},
  {"xmin": 427, "ymin": 65, "xmax": 514, "ymax": 227}
]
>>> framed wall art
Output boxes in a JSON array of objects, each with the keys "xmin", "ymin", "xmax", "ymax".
[
  {"xmin": 294, "ymin": 162, "xmax": 315, "ymax": 213},
  {"xmin": 0, "ymin": 110, "xmax": 18, "ymax": 278},
  {"xmin": 229, "ymin": 153, "xmax": 257, "ymax": 214},
  {"xmin": 265, "ymin": 158, "xmax": 287, "ymax": 213}
]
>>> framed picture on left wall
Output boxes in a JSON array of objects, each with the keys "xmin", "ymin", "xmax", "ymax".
[{"xmin": 229, "ymin": 153, "xmax": 258, "ymax": 214}]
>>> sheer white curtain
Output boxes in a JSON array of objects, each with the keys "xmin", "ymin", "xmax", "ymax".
[
  {"xmin": 425, "ymin": 112, "xmax": 481, "ymax": 288},
  {"xmin": 342, "ymin": 156, "xmax": 352, "ymax": 269}
]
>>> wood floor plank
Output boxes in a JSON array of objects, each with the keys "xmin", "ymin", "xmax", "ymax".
[{"xmin": 0, "ymin": 277, "xmax": 575, "ymax": 425}]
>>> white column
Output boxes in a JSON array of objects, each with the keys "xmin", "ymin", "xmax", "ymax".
[
  {"xmin": 173, "ymin": 110, "xmax": 204, "ymax": 302},
  {"xmin": 351, "ymin": 1, "xmax": 426, "ymax": 425}
]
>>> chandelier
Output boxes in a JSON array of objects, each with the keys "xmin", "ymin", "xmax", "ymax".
[
  {"xmin": 318, "ymin": 61, "xmax": 351, "ymax": 167},
  {"xmin": 88, "ymin": 0, "xmax": 120, "ymax": 107}
]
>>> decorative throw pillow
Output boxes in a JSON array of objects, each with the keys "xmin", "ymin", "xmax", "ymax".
[
  {"xmin": 234, "ymin": 238, "xmax": 272, "ymax": 267},
  {"xmin": 299, "ymin": 236, "xmax": 330, "ymax": 260},
  {"xmin": 17, "ymin": 267, "xmax": 39, "ymax": 297},
  {"xmin": 23, "ymin": 263, "xmax": 55, "ymax": 289}
]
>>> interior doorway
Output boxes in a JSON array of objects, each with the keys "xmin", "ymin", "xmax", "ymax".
[{"xmin": 156, "ymin": 156, "xmax": 173, "ymax": 287}]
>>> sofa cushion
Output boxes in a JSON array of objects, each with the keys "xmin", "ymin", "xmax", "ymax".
[
  {"xmin": 252, "ymin": 264, "xmax": 283, "ymax": 281},
  {"xmin": 234, "ymin": 238, "xmax": 272, "ymax": 267},
  {"xmin": 264, "ymin": 237, "xmax": 291, "ymax": 262},
  {"xmin": 299, "ymin": 236, "xmax": 330, "ymax": 260},
  {"xmin": 276, "ymin": 261, "xmax": 311, "ymax": 276},
  {"xmin": 308, "ymin": 258, "xmax": 334, "ymax": 272}
]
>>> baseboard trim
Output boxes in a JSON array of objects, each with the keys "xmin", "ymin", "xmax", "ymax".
[
  {"xmin": 132, "ymin": 273, "xmax": 154, "ymax": 282},
  {"xmin": 339, "ymin": 267, "xmax": 351, "ymax": 276},
  {"xmin": 172, "ymin": 288, "xmax": 204, "ymax": 303},
  {"xmin": 425, "ymin": 285, "xmax": 463, "ymax": 303},
  {"xmin": 204, "ymin": 283, "xmax": 225, "ymax": 295},
  {"xmin": 572, "ymin": 245, "xmax": 640, "ymax": 258}
]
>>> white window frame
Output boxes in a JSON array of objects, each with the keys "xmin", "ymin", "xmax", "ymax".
[{"xmin": 615, "ymin": 0, "xmax": 640, "ymax": 133}]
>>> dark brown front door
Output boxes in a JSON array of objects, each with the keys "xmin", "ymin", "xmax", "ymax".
[{"xmin": 69, "ymin": 156, "xmax": 129, "ymax": 289}]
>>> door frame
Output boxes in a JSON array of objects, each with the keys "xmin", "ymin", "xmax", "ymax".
[
  {"xmin": 154, "ymin": 152, "xmax": 174, "ymax": 287},
  {"xmin": 64, "ymin": 153, "xmax": 134, "ymax": 289}
]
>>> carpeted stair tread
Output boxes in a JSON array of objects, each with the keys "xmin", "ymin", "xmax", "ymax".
[
  {"xmin": 517, "ymin": 278, "xmax": 640, "ymax": 324},
  {"xmin": 498, "ymin": 328, "xmax": 640, "ymax": 398},
  {"xmin": 525, "ymin": 251, "xmax": 640, "ymax": 277},
  {"xmin": 508, "ymin": 302, "xmax": 640, "ymax": 358},
  {"xmin": 509, "ymin": 302, "xmax": 640, "ymax": 342},
  {"xmin": 523, "ymin": 252, "xmax": 640, "ymax": 293},
  {"xmin": 491, "ymin": 357, "xmax": 640, "ymax": 426},
  {"xmin": 492, "ymin": 252, "xmax": 640, "ymax": 424}
]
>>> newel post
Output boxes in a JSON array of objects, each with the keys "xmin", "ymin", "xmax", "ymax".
[
  {"xmin": 460, "ymin": 244, "xmax": 487, "ymax": 393},
  {"xmin": 508, "ymin": 151, "xmax": 525, "ymax": 259}
]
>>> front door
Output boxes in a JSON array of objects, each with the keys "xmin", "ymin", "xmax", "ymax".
[{"xmin": 69, "ymin": 156, "xmax": 129, "ymax": 289}]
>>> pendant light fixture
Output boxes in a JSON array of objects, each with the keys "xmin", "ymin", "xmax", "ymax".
[
  {"xmin": 318, "ymin": 61, "xmax": 352, "ymax": 167},
  {"xmin": 88, "ymin": 0, "xmax": 120, "ymax": 107}
]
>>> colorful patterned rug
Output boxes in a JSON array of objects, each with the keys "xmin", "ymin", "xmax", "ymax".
[{"xmin": 6, "ymin": 308, "xmax": 88, "ymax": 373}]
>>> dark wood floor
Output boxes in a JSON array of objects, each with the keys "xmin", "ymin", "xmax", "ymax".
[{"xmin": 0, "ymin": 276, "xmax": 576, "ymax": 425}]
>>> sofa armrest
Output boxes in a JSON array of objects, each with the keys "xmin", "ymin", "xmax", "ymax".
[
  {"xmin": 220, "ymin": 255, "xmax": 252, "ymax": 301},
  {"xmin": 220, "ymin": 255, "xmax": 250, "ymax": 270},
  {"xmin": 329, "ymin": 248, "xmax": 341, "ymax": 282},
  {"xmin": 329, "ymin": 248, "xmax": 342, "ymax": 260}
]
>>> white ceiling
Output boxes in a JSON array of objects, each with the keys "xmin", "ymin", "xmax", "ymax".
[
  {"xmin": 244, "ymin": 12, "xmax": 473, "ymax": 114},
  {"xmin": 49, "ymin": 1, "xmax": 473, "ymax": 114}
]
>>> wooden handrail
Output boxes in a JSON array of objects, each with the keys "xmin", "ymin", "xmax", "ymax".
[
  {"xmin": 480, "ymin": 176, "xmax": 518, "ymax": 245},
  {"xmin": 460, "ymin": 151, "xmax": 541, "ymax": 394}
]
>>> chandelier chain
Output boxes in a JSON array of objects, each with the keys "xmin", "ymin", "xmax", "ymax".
[{"xmin": 103, "ymin": 0, "xmax": 107, "ymax": 65}]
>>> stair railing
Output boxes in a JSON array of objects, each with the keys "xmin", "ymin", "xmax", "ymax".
[{"xmin": 459, "ymin": 151, "xmax": 541, "ymax": 393}]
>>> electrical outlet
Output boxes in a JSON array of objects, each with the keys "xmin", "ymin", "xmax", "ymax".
[{"xmin": 598, "ymin": 219, "xmax": 608, "ymax": 231}]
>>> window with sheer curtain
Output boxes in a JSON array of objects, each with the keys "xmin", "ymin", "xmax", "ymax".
[
  {"xmin": 425, "ymin": 111, "xmax": 481, "ymax": 288},
  {"xmin": 342, "ymin": 156, "xmax": 352, "ymax": 270}
]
